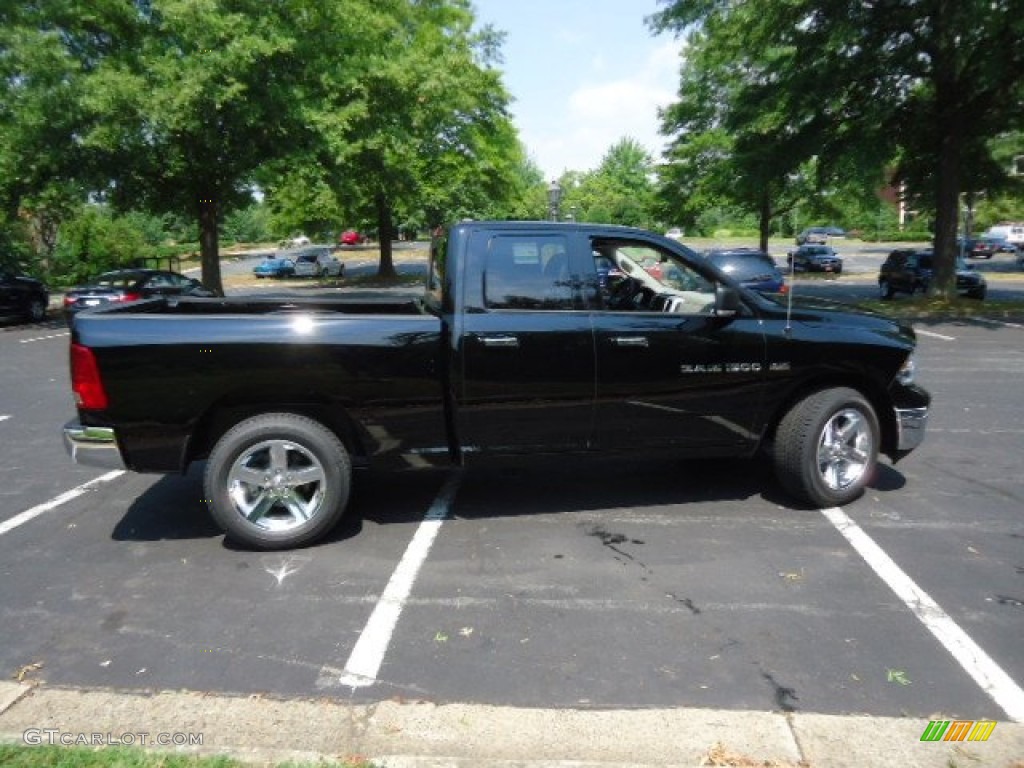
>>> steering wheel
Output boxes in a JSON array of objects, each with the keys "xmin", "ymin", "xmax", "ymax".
[{"xmin": 607, "ymin": 275, "xmax": 645, "ymax": 310}]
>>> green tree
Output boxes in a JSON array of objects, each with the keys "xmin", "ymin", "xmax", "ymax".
[
  {"xmin": 560, "ymin": 138, "xmax": 658, "ymax": 227},
  {"xmin": 651, "ymin": 0, "xmax": 1024, "ymax": 297},
  {"xmin": 2, "ymin": 1, "xmax": 386, "ymax": 293},
  {"xmin": 312, "ymin": 0, "xmax": 523, "ymax": 277}
]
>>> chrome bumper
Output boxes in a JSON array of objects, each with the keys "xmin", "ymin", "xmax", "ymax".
[
  {"xmin": 894, "ymin": 406, "xmax": 929, "ymax": 452},
  {"xmin": 63, "ymin": 421, "xmax": 126, "ymax": 470}
]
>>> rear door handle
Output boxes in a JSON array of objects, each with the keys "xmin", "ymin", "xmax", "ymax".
[
  {"xmin": 476, "ymin": 334, "xmax": 520, "ymax": 348},
  {"xmin": 611, "ymin": 336, "xmax": 649, "ymax": 348}
]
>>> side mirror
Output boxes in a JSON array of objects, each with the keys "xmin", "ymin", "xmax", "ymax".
[{"xmin": 714, "ymin": 283, "xmax": 741, "ymax": 317}]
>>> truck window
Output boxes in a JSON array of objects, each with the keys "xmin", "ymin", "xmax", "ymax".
[
  {"xmin": 483, "ymin": 235, "xmax": 574, "ymax": 311},
  {"xmin": 589, "ymin": 240, "xmax": 715, "ymax": 314}
]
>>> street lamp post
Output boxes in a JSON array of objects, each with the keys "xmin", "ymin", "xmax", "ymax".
[{"xmin": 547, "ymin": 180, "xmax": 562, "ymax": 222}]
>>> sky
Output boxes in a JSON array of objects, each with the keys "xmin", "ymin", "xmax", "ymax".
[{"xmin": 470, "ymin": 0, "xmax": 684, "ymax": 181}]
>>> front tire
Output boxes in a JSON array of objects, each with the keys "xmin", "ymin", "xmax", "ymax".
[
  {"xmin": 879, "ymin": 279, "xmax": 894, "ymax": 299},
  {"xmin": 26, "ymin": 298, "xmax": 47, "ymax": 323},
  {"xmin": 774, "ymin": 388, "xmax": 879, "ymax": 508},
  {"xmin": 204, "ymin": 413, "xmax": 351, "ymax": 550}
]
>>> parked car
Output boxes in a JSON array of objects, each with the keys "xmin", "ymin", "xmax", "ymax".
[
  {"xmin": 787, "ymin": 244, "xmax": 843, "ymax": 273},
  {"xmin": 984, "ymin": 224, "xmax": 1024, "ymax": 251},
  {"xmin": 878, "ymin": 248, "xmax": 986, "ymax": 300},
  {"xmin": 253, "ymin": 257, "xmax": 295, "ymax": 278},
  {"xmin": 795, "ymin": 227, "xmax": 831, "ymax": 245},
  {"xmin": 339, "ymin": 229, "xmax": 367, "ymax": 246},
  {"xmin": 291, "ymin": 247, "xmax": 344, "ymax": 278},
  {"xmin": 664, "ymin": 227, "xmax": 684, "ymax": 240},
  {"xmin": 0, "ymin": 268, "xmax": 49, "ymax": 323},
  {"xmin": 956, "ymin": 237, "xmax": 999, "ymax": 259},
  {"xmin": 63, "ymin": 269, "xmax": 214, "ymax": 321},
  {"xmin": 704, "ymin": 248, "xmax": 786, "ymax": 293},
  {"xmin": 993, "ymin": 237, "xmax": 1019, "ymax": 254},
  {"xmin": 970, "ymin": 236, "xmax": 1014, "ymax": 258}
]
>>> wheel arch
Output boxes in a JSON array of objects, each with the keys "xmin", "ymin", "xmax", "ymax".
[
  {"xmin": 763, "ymin": 373, "xmax": 899, "ymax": 456},
  {"xmin": 185, "ymin": 399, "xmax": 370, "ymax": 470}
]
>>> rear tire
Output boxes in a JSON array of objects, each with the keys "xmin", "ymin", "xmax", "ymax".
[
  {"xmin": 879, "ymin": 280, "xmax": 893, "ymax": 299},
  {"xmin": 774, "ymin": 388, "xmax": 879, "ymax": 508},
  {"xmin": 204, "ymin": 413, "xmax": 351, "ymax": 550}
]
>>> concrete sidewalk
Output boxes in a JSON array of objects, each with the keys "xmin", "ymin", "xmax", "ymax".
[{"xmin": 1, "ymin": 682, "xmax": 1021, "ymax": 767}]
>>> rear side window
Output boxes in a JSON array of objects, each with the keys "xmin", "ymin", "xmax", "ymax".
[{"xmin": 483, "ymin": 235, "xmax": 574, "ymax": 310}]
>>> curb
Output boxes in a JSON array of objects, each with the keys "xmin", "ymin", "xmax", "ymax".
[{"xmin": 2, "ymin": 683, "xmax": 1022, "ymax": 767}]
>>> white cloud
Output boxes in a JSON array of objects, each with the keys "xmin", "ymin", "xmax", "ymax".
[{"xmin": 530, "ymin": 40, "xmax": 682, "ymax": 178}]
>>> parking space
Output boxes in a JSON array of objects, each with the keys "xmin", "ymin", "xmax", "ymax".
[
  {"xmin": 0, "ymin": 314, "xmax": 1021, "ymax": 723},
  {"xmin": 373, "ymin": 461, "xmax": 999, "ymax": 716}
]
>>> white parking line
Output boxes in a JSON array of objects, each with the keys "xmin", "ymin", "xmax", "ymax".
[
  {"xmin": 0, "ymin": 471, "xmax": 125, "ymax": 537},
  {"xmin": 335, "ymin": 470, "xmax": 463, "ymax": 688},
  {"xmin": 915, "ymin": 329, "xmax": 956, "ymax": 341},
  {"xmin": 0, "ymin": 415, "xmax": 10, "ymax": 423},
  {"xmin": 19, "ymin": 332, "xmax": 70, "ymax": 344},
  {"xmin": 822, "ymin": 506, "xmax": 1024, "ymax": 722}
]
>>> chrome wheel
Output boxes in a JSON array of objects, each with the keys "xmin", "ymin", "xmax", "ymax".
[
  {"xmin": 226, "ymin": 439, "xmax": 327, "ymax": 534},
  {"xmin": 816, "ymin": 408, "xmax": 872, "ymax": 492},
  {"xmin": 774, "ymin": 387, "xmax": 879, "ymax": 507}
]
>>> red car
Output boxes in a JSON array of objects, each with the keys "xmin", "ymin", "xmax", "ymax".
[{"xmin": 339, "ymin": 229, "xmax": 366, "ymax": 246}]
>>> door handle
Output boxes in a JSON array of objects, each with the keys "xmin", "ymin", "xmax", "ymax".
[
  {"xmin": 476, "ymin": 334, "xmax": 520, "ymax": 348},
  {"xmin": 611, "ymin": 336, "xmax": 649, "ymax": 347}
]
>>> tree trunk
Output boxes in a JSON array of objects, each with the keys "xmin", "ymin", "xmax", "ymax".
[
  {"xmin": 758, "ymin": 191, "xmax": 772, "ymax": 253},
  {"xmin": 930, "ymin": 121, "xmax": 963, "ymax": 301},
  {"xmin": 199, "ymin": 195, "xmax": 224, "ymax": 296},
  {"xmin": 376, "ymin": 193, "xmax": 397, "ymax": 279}
]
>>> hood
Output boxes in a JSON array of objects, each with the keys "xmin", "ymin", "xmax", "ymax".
[{"xmin": 758, "ymin": 294, "xmax": 915, "ymax": 344}]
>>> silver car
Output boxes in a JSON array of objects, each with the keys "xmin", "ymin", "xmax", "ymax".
[{"xmin": 291, "ymin": 247, "xmax": 344, "ymax": 278}]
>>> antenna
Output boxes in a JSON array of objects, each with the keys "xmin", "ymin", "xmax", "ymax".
[{"xmin": 785, "ymin": 248, "xmax": 795, "ymax": 336}]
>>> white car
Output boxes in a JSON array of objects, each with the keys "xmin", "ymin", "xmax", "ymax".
[
  {"xmin": 291, "ymin": 247, "xmax": 344, "ymax": 278},
  {"xmin": 665, "ymin": 227, "xmax": 684, "ymax": 240}
]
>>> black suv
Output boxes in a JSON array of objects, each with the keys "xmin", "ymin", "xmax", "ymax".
[
  {"xmin": 878, "ymin": 249, "xmax": 986, "ymax": 300},
  {"xmin": 704, "ymin": 248, "xmax": 786, "ymax": 293},
  {"xmin": 0, "ymin": 268, "xmax": 49, "ymax": 323},
  {"xmin": 787, "ymin": 244, "xmax": 843, "ymax": 273}
]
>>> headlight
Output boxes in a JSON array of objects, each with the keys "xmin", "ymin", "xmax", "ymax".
[{"xmin": 896, "ymin": 355, "xmax": 916, "ymax": 386}]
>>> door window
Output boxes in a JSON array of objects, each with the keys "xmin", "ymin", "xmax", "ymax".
[
  {"xmin": 483, "ymin": 236, "xmax": 575, "ymax": 310},
  {"xmin": 588, "ymin": 239, "xmax": 716, "ymax": 314}
]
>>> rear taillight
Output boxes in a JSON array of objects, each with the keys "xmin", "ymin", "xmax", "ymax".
[
  {"xmin": 70, "ymin": 343, "xmax": 109, "ymax": 410},
  {"xmin": 63, "ymin": 295, "xmax": 75, "ymax": 307},
  {"xmin": 118, "ymin": 292, "xmax": 142, "ymax": 303}
]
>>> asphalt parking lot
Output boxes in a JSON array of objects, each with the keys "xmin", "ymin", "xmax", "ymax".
[{"xmin": 1, "ymin": 275, "xmax": 1022, "ymax": 763}]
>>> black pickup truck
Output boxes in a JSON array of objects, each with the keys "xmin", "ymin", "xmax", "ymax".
[{"xmin": 64, "ymin": 221, "xmax": 930, "ymax": 549}]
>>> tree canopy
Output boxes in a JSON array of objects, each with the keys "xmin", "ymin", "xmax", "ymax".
[
  {"xmin": 651, "ymin": 0, "xmax": 1024, "ymax": 295},
  {"xmin": 1, "ymin": 0, "xmax": 526, "ymax": 289}
]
